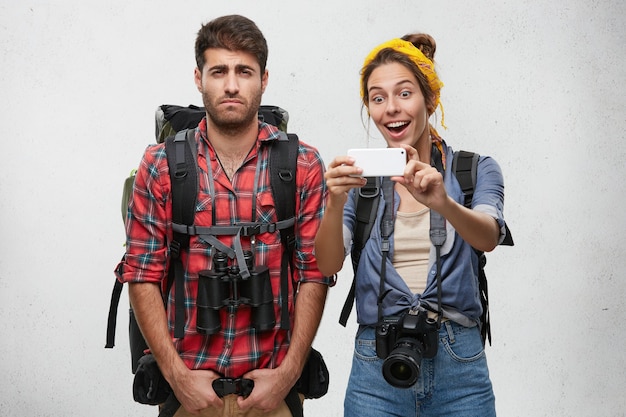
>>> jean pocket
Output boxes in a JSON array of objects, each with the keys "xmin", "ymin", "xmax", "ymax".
[
  {"xmin": 440, "ymin": 324, "xmax": 486, "ymax": 363},
  {"xmin": 354, "ymin": 328, "xmax": 379, "ymax": 361}
]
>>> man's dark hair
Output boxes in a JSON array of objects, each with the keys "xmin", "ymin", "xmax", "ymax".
[{"xmin": 195, "ymin": 15, "xmax": 268, "ymax": 75}]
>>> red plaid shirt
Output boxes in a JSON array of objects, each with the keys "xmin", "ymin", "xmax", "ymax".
[{"xmin": 118, "ymin": 118, "xmax": 329, "ymax": 377}]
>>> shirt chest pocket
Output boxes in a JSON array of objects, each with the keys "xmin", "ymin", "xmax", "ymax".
[{"xmin": 253, "ymin": 192, "xmax": 282, "ymax": 248}]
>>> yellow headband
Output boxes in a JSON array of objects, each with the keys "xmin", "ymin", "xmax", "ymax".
[{"xmin": 361, "ymin": 38, "xmax": 446, "ymax": 128}]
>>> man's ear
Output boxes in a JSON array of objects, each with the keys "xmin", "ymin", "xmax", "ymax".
[
  {"xmin": 261, "ymin": 69, "xmax": 269, "ymax": 93},
  {"xmin": 194, "ymin": 67, "xmax": 203, "ymax": 92}
]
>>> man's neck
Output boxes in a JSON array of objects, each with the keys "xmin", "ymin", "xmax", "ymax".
[{"xmin": 207, "ymin": 120, "xmax": 259, "ymax": 179}]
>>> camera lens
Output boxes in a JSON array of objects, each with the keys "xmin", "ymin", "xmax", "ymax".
[{"xmin": 381, "ymin": 338, "xmax": 423, "ymax": 388}]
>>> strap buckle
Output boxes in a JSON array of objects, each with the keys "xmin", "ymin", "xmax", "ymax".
[
  {"xmin": 358, "ymin": 178, "xmax": 380, "ymax": 199},
  {"xmin": 212, "ymin": 378, "xmax": 254, "ymax": 398},
  {"xmin": 241, "ymin": 224, "xmax": 262, "ymax": 236}
]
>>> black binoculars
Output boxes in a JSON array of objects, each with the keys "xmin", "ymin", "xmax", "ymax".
[{"xmin": 196, "ymin": 250, "xmax": 275, "ymax": 335}]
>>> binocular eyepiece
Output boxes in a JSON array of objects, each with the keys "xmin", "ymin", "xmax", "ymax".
[{"xmin": 196, "ymin": 250, "xmax": 275, "ymax": 335}]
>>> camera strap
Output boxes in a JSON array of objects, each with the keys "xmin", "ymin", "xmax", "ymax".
[
  {"xmin": 429, "ymin": 210, "xmax": 445, "ymax": 326},
  {"xmin": 377, "ymin": 178, "xmax": 395, "ymax": 322},
  {"xmin": 376, "ymin": 144, "xmax": 447, "ymax": 327},
  {"xmin": 430, "ymin": 144, "xmax": 447, "ymax": 327}
]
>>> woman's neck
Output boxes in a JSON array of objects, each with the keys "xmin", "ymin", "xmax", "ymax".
[{"xmin": 413, "ymin": 126, "xmax": 432, "ymax": 164}]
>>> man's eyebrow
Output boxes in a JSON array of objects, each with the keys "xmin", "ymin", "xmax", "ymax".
[
  {"xmin": 207, "ymin": 63, "xmax": 256, "ymax": 73},
  {"xmin": 235, "ymin": 63, "xmax": 256, "ymax": 73},
  {"xmin": 208, "ymin": 64, "xmax": 228, "ymax": 72}
]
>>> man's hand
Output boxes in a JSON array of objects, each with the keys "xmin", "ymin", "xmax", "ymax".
[
  {"xmin": 235, "ymin": 366, "xmax": 296, "ymax": 413},
  {"xmin": 169, "ymin": 368, "xmax": 223, "ymax": 415}
]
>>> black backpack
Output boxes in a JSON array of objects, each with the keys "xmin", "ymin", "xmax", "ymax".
[
  {"xmin": 339, "ymin": 150, "xmax": 514, "ymax": 345},
  {"xmin": 105, "ymin": 105, "xmax": 299, "ymax": 369}
]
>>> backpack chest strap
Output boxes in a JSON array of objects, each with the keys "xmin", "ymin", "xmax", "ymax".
[{"xmin": 172, "ymin": 217, "xmax": 295, "ymax": 237}]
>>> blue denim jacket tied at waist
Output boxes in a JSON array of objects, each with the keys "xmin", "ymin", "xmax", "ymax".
[{"xmin": 343, "ymin": 143, "xmax": 507, "ymax": 327}]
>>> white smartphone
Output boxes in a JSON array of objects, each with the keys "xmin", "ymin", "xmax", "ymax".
[{"xmin": 347, "ymin": 148, "xmax": 407, "ymax": 177}]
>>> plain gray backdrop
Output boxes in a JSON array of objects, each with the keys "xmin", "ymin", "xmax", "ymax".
[{"xmin": 1, "ymin": 1, "xmax": 624, "ymax": 416}]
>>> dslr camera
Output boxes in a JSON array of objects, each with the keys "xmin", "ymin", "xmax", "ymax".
[{"xmin": 375, "ymin": 309, "xmax": 439, "ymax": 388}]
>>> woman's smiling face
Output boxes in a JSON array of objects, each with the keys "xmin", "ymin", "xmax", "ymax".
[{"xmin": 366, "ymin": 62, "xmax": 430, "ymax": 148}]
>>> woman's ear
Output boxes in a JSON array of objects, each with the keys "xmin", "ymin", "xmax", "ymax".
[{"xmin": 426, "ymin": 94, "xmax": 437, "ymax": 116}]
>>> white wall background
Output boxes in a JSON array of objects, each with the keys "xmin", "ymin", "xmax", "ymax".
[{"xmin": 1, "ymin": 1, "xmax": 624, "ymax": 416}]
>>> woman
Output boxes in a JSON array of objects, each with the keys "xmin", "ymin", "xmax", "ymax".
[{"xmin": 315, "ymin": 34, "xmax": 510, "ymax": 416}]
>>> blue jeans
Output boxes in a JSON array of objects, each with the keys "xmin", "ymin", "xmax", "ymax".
[{"xmin": 344, "ymin": 321, "xmax": 496, "ymax": 417}]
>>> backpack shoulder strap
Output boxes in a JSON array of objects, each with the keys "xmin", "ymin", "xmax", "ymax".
[
  {"xmin": 339, "ymin": 176, "xmax": 381, "ymax": 326},
  {"xmin": 452, "ymin": 150, "xmax": 479, "ymax": 209},
  {"xmin": 165, "ymin": 128, "xmax": 198, "ymax": 338},
  {"xmin": 167, "ymin": 129, "xmax": 198, "ymax": 230},
  {"xmin": 269, "ymin": 132, "xmax": 299, "ymax": 330},
  {"xmin": 453, "ymin": 150, "xmax": 514, "ymax": 247},
  {"xmin": 270, "ymin": 132, "xmax": 298, "ymax": 225},
  {"xmin": 452, "ymin": 150, "xmax": 493, "ymax": 345}
]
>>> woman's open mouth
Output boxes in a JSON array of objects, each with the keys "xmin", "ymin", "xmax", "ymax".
[{"xmin": 385, "ymin": 121, "xmax": 410, "ymax": 137}]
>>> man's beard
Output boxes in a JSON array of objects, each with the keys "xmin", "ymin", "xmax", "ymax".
[{"xmin": 202, "ymin": 90, "xmax": 262, "ymax": 136}]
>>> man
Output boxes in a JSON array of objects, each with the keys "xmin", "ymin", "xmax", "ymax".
[{"xmin": 118, "ymin": 15, "xmax": 330, "ymax": 416}]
